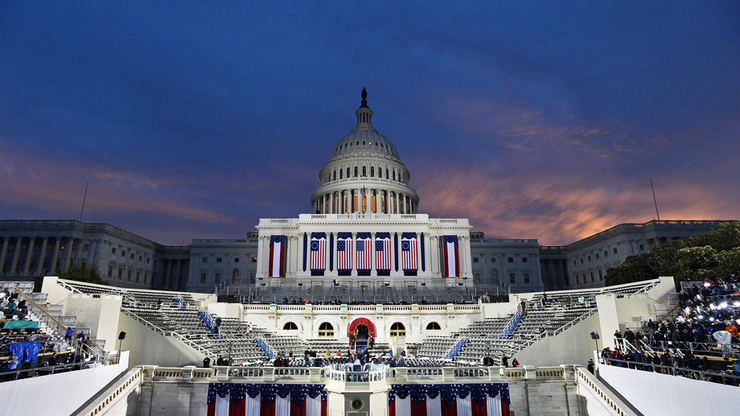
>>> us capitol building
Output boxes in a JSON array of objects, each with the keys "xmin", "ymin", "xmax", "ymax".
[{"xmin": 0, "ymin": 90, "xmax": 732, "ymax": 295}]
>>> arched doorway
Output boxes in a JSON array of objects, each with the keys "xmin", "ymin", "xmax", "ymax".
[{"xmin": 349, "ymin": 318, "xmax": 376, "ymax": 353}]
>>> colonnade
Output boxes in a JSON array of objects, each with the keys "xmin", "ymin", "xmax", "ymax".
[
  {"xmin": 0, "ymin": 235, "xmax": 84, "ymax": 276},
  {"xmin": 161, "ymin": 258, "xmax": 189, "ymax": 290},
  {"xmin": 313, "ymin": 189, "xmax": 417, "ymax": 215}
]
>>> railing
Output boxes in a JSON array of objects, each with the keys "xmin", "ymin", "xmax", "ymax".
[
  {"xmin": 15, "ymin": 288, "xmax": 67, "ymax": 333},
  {"xmin": 76, "ymin": 367, "xmax": 144, "ymax": 416},
  {"xmin": 575, "ymin": 367, "xmax": 637, "ymax": 416},
  {"xmin": 120, "ymin": 309, "xmax": 219, "ymax": 358},
  {"xmin": 552, "ymin": 308, "xmax": 599, "ymax": 336}
]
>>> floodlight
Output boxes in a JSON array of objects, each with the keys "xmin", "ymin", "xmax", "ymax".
[{"xmin": 720, "ymin": 302, "xmax": 728, "ymax": 309}]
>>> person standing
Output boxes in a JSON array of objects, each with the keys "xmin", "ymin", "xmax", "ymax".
[
  {"xmin": 587, "ymin": 359, "xmax": 595, "ymax": 374},
  {"xmin": 203, "ymin": 355, "xmax": 211, "ymax": 368}
]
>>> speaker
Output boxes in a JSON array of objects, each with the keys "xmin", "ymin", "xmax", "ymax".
[
  {"xmin": 590, "ymin": 331, "xmax": 600, "ymax": 340},
  {"xmin": 118, "ymin": 331, "xmax": 127, "ymax": 340}
]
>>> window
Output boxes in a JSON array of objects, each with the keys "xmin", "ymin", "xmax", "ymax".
[
  {"xmin": 147, "ymin": 258, "xmax": 150, "ymax": 264},
  {"xmin": 118, "ymin": 268, "xmax": 123, "ymax": 279},
  {"xmin": 595, "ymin": 253, "xmax": 599, "ymax": 259},
  {"xmin": 522, "ymin": 257, "xmax": 528, "ymax": 263},
  {"xmin": 347, "ymin": 167, "xmax": 350, "ymax": 178},
  {"xmin": 234, "ymin": 258, "xmax": 240, "ymax": 263},
  {"xmin": 318, "ymin": 322, "xmax": 334, "ymax": 337},
  {"xmin": 83, "ymin": 244, "xmax": 90, "ymax": 251},
  {"xmin": 524, "ymin": 272, "xmax": 530, "ymax": 283},
  {"xmin": 587, "ymin": 256, "xmax": 591, "ymax": 262},
  {"xmin": 393, "ymin": 171, "xmax": 396, "ymax": 180},
  {"xmin": 362, "ymin": 166, "xmax": 366, "ymax": 176},
  {"xmin": 139, "ymin": 255, "xmax": 142, "ymax": 261},
  {"xmin": 340, "ymin": 170, "xmax": 343, "ymax": 179},
  {"xmin": 144, "ymin": 273, "xmax": 148, "ymax": 284},
  {"xmin": 573, "ymin": 260, "xmax": 576, "ymax": 266},
  {"xmin": 215, "ymin": 273, "xmax": 221, "ymax": 284},
  {"xmin": 283, "ymin": 322, "xmax": 298, "ymax": 330},
  {"xmin": 217, "ymin": 257, "xmax": 222, "ymax": 263},
  {"xmin": 508, "ymin": 257, "xmax": 514, "ymax": 263},
  {"xmin": 127, "ymin": 270, "xmax": 132, "ymax": 281},
  {"xmin": 232, "ymin": 269, "xmax": 239, "ymax": 284},
  {"xmin": 473, "ymin": 272, "xmax": 481, "ymax": 281},
  {"xmin": 130, "ymin": 253, "xmax": 134, "ymax": 259},
  {"xmin": 580, "ymin": 258, "xmax": 583, "ymax": 264},
  {"xmin": 598, "ymin": 270, "xmax": 603, "ymax": 280},
  {"xmin": 639, "ymin": 244, "xmax": 645, "ymax": 251},
  {"xmin": 390, "ymin": 322, "xmax": 406, "ymax": 337},
  {"xmin": 136, "ymin": 272, "xmax": 140, "ymax": 283},
  {"xmin": 251, "ymin": 257, "xmax": 257, "ymax": 263},
  {"xmin": 108, "ymin": 265, "xmax": 113, "ymax": 278},
  {"xmin": 386, "ymin": 169, "xmax": 389, "ymax": 178},
  {"xmin": 491, "ymin": 258, "xmax": 496, "ymax": 263},
  {"xmin": 576, "ymin": 275, "xmax": 579, "ymax": 285},
  {"xmin": 590, "ymin": 272, "xmax": 594, "ymax": 283},
  {"xmin": 201, "ymin": 273, "xmax": 206, "ymax": 284},
  {"xmin": 473, "ymin": 257, "xmax": 479, "ymax": 263},
  {"xmin": 509, "ymin": 272, "xmax": 516, "ymax": 284},
  {"xmin": 604, "ymin": 251, "xmax": 608, "ymax": 257},
  {"xmin": 122, "ymin": 251, "xmax": 126, "ymax": 257},
  {"xmin": 613, "ymin": 248, "xmax": 618, "ymax": 254},
  {"xmin": 202, "ymin": 257, "xmax": 208, "ymax": 263},
  {"xmin": 426, "ymin": 322, "xmax": 441, "ymax": 330},
  {"xmin": 354, "ymin": 167, "xmax": 358, "ymax": 177}
]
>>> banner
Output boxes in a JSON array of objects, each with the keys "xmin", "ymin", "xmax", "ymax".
[
  {"xmin": 337, "ymin": 232, "xmax": 353, "ymax": 273},
  {"xmin": 269, "ymin": 235, "xmax": 286, "ymax": 278},
  {"xmin": 375, "ymin": 232, "xmax": 391, "ymax": 273},
  {"xmin": 356, "ymin": 232, "xmax": 372, "ymax": 273},
  {"xmin": 389, "ymin": 383, "xmax": 510, "ymax": 416},
  {"xmin": 310, "ymin": 233, "xmax": 327, "ymax": 274},
  {"xmin": 401, "ymin": 232, "xmax": 418, "ymax": 273},
  {"xmin": 207, "ymin": 383, "xmax": 327, "ymax": 416},
  {"xmin": 443, "ymin": 235, "xmax": 460, "ymax": 278}
]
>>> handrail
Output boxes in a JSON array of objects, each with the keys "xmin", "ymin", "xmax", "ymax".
[
  {"xmin": 74, "ymin": 367, "xmax": 143, "ymax": 416},
  {"xmin": 658, "ymin": 303, "xmax": 681, "ymax": 322},
  {"xmin": 15, "ymin": 288, "xmax": 67, "ymax": 332},
  {"xmin": 599, "ymin": 357, "xmax": 740, "ymax": 385},
  {"xmin": 575, "ymin": 367, "xmax": 637, "ymax": 416}
]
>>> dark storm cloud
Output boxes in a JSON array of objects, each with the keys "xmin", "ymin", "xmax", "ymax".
[{"xmin": 1, "ymin": 2, "xmax": 738, "ymax": 245}]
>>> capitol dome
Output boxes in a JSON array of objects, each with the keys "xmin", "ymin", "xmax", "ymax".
[{"xmin": 310, "ymin": 89, "xmax": 419, "ymax": 215}]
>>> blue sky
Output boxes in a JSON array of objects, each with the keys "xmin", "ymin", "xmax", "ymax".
[{"xmin": 1, "ymin": 2, "xmax": 738, "ymax": 245}]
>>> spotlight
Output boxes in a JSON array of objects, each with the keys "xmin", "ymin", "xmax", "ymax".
[
  {"xmin": 720, "ymin": 302, "xmax": 728, "ymax": 309},
  {"xmin": 709, "ymin": 317, "xmax": 715, "ymax": 322},
  {"xmin": 704, "ymin": 282, "xmax": 711, "ymax": 288},
  {"xmin": 698, "ymin": 315, "xmax": 704, "ymax": 320},
  {"xmin": 734, "ymin": 302, "xmax": 740, "ymax": 307}
]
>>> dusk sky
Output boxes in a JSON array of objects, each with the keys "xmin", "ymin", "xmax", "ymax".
[{"xmin": 1, "ymin": 2, "xmax": 738, "ymax": 246}]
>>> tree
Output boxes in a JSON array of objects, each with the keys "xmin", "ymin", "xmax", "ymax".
[
  {"xmin": 674, "ymin": 245, "xmax": 718, "ymax": 283},
  {"xmin": 59, "ymin": 263, "xmax": 109, "ymax": 285}
]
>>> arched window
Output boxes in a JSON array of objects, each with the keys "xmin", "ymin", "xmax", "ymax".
[
  {"xmin": 390, "ymin": 322, "xmax": 406, "ymax": 337},
  {"xmin": 354, "ymin": 167, "xmax": 358, "ymax": 177},
  {"xmin": 340, "ymin": 170, "xmax": 343, "ymax": 179},
  {"xmin": 490, "ymin": 269, "xmax": 499, "ymax": 284},
  {"xmin": 283, "ymin": 322, "xmax": 298, "ymax": 330},
  {"xmin": 347, "ymin": 167, "xmax": 350, "ymax": 178},
  {"xmin": 318, "ymin": 322, "xmax": 334, "ymax": 337},
  {"xmin": 378, "ymin": 168, "xmax": 382, "ymax": 178},
  {"xmin": 386, "ymin": 168, "xmax": 389, "ymax": 178},
  {"xmin": 362, "ymin": 166, "xmax": 366, "ymax": 176},
  {"xmin": 426, "ymin": 322, "xmax": 441, "ymax": 330},
  {"xmin": 370, "ymin": 167, "xmax": 374, "ymax": 177},
  {"xmin": 232, "ymin": 269, "xmax": 239, "ymax": 284},
  {"xmin": 393, "ymin": 171, "xmax": 396, "ymax": 181},
  {"xmin": 333, "ymin": 170, "xmax": 336, "ymax": 181}
]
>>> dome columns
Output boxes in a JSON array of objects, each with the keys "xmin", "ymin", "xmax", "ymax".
[{"xmin": 312, "ymin": 187, "xmax": 418, "ymax": 215}]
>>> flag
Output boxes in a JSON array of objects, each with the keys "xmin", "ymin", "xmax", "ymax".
[
  {"xmin": 337, "ymin": 232, "xmax": 353, "ymax": 272},
  {"xmin": 401, "ymin": 233, "xmax": 418, "ymax": 272},
  {"xmin": 388, "ymin": 383, "xmax": 510, "ymax": 416},
  {"xmin": 356, "ymin": 232, "xmax": 372, "ymax": 272},
  {"xmin": 443, "ymin": 235, "xmax": 460, "ymax": 278},
  {"xmin": 207, "ymin": 383, "xmax": 327, "ymax": 416},
  {"xmin": 268, "ymin": 235, "xmax": 285, "ymax": 278},
  {"xmin": 375, "ymin": 232, "xmax": 391, "ymax": 272},
  {"xmin": 310, "ymin": 233, "xmax": 327, "ymax": 273}
]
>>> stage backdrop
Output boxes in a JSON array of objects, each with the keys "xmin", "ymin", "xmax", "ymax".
[
  {"xmin": 207, "ymin": 383, "xmax": 327, "ymax": 416},
  {"xmin": 389, "ymin": 383, "xmax": 510, "ymax": 416}
]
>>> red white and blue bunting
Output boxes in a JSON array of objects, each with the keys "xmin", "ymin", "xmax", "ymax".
[
  {"xmin": 207, "ymin": 383, "xmax": 327, "ymax": 416},
  {"xmin": 389, "ymin": 383, "xmax": 510, "ymax": 416}
]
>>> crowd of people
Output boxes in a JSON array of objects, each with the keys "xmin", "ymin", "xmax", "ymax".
[{"xmin": 601, "ymin": 276, "xmax": 740, "ymax": 386}]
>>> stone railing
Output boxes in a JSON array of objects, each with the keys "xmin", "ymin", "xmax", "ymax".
[
  {"xmin": 77, "ymin": 367, "xmax": 144, "ymax": 416},
  {"xmin": 575, "ymin": 367, "xmax": 638, "ymax": 416}
]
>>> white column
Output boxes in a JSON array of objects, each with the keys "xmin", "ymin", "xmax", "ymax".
[
  {"xmin": 395, "ymin": 193, "xmax": 400, "ymax": 214},
  {"xmin": 10, "ymin": 237, "xmax": 22, "ymax": 274},
  {"xmin": 50, "ymin": 238, "xmax": 61, "ymax": 274},
  {"xmin": 370, "ymin": 232, "xmax": 376, "ymax": 276},
  {"xmin": 37, "ymin": 236, "xmax": 48, "ymax": 274},
  {"xmin": 0, "ymin": 237, "xmax": 9, "ymax": 272},
  {"xmin": 22, "ymin": 237, "xmax": 35, "ymax": 274},
  {"xmin": 430, "ymin": 235, "xmax": 439, "ymax": 275}
]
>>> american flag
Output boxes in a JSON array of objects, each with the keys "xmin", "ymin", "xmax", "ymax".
[
  {"xmin": 356, "ymin": 232, "xmax": 372, "ymax": 271},
  {"xmin": 375, "ymin": 232, "xmax": 391, "ymax": 271},
  {"xmin": 443, "ymin": 235, "xmax": 459, "ymax": 278},
  {"xmin": 336, "ymin": 232, "xmax": 353, "ymax": 272},
  {"xmin": 401, "ymin": 232, "xmax": 418, "ymax": 272},
  {"xmin": 269, "ymin": 235, "xmax": 285, "ymax": 277},
  {"xmin": 310, "ymin": 233, "xmax": 327, "ymax": 272}
]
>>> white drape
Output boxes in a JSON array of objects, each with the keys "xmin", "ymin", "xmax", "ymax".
[
  {"xmin": 215, "ymin": 393, "xmax": 230, "ymax": 416},
  {"xmin": 426, "ymin": 394, "xmax": 442, "ymax": 416},
  {"xmin": 487, "ymin": 393, "xmax": 503, "ymax": 416},
  {"xmin": 306, "ymin": 395, "xmax": 322, "ymax": 416},
  {"xmin": 245, "ymin": 393, "xmax": 261, "ymax": 416},
  {"xmin": 396, "ymin": 396, "xmax": 411, "ymax": 416},
  {"xmin": 276, "ymin": 394, "xmax": 291, "ymax": 416},
  {"xmin": 456, "ymin": 394, "xmax": 472, "ymax": 416}
]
